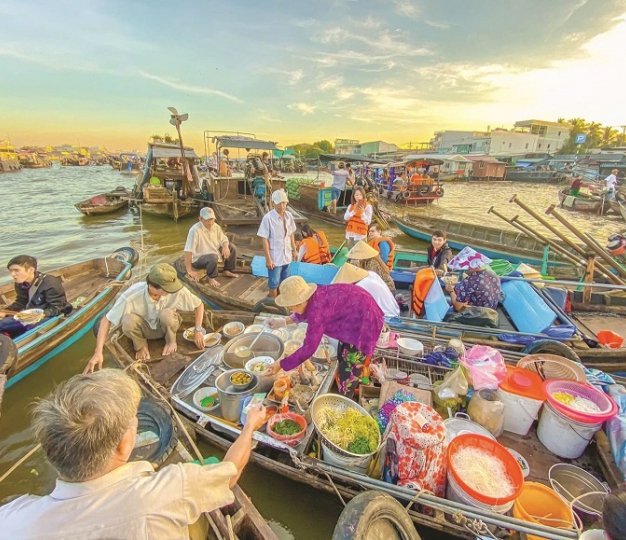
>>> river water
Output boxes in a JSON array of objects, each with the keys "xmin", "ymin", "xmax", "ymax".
[{"xmin": 0, "ymin": 165, "xmax": 621, "ymax": 538}]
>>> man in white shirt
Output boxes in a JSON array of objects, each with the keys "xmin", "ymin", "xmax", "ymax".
[
  {"xmin": 0, "ymin": 369, "xmax": 266, "ymax": 540},
  {"xmin": 257, "ymin": 189, "xmax": 297, "ymax": 297},
  {"xmin": 605, "ymin": 168, "xmax": 618, "ymax": 199},
  {"xmin": 333, "ymin": 263, "xmax": 400, "ymax": 317},
  {"xmin": 329, "ymin": 161, "xmax": 349, "ymax": 214},
  {"xmin": 84, "ymin": 263, "xmax": 205, "ymax": 370},
  {"xmin": 184, "ymin": 207, "xmax": 237, "ymax": 287}
]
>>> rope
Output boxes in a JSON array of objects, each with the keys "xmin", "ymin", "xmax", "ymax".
[
  {"xmin": 322, "ymin": 471, "xmax": 347, "ymax": 507},
  {"xmin": 226, "ymin": 514, "xmax": 236, "ymax": 540},
  {"xmin": 0, "ymin": 443, "xmax": 41, "ymax": 485}
]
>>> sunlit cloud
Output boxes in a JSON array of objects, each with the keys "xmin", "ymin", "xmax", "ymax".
[
  {"xmin": 318, "ymin": 76, "xmax": 343, "ymax": 90},
  {"xmin": 288, "ymin": 102, "xmax": 317, "ymax": 115},
  {"xmin": 138, "ymin": 72, "xmax": 244, "ymax": 103},
  {"xmin": 393, "ymin": 0, "xmax": 420, "ymax": 20},
  {"xmin": 287, "ymin": 69, "xmax": 305, "ymax": 85},
  {"xmin": 425, "ymin": 20, "xmax": 450, "ymax": 30},
  {"xmin": 258, "ymin": 110, "xmax": 283, "ymax": 123}
]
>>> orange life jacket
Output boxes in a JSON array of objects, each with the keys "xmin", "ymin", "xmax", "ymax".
[
  {"xmin": 298, "ymin": 231, "xmax": 331, "ymax": 264},
  {"xmin": 368, "ymin": 237, "xmax": 395, "ymax": 270},
  {"xmin": 346, "ymin": 204, "xmax": 369, "ymax": 236},
  {"xmin": 411, "ymin": 267, "xmax": 436, "ymax": 317}
]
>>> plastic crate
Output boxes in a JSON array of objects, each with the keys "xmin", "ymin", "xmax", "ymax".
[{"xmin": 290, "ymin": 261, "xmax": 338, "ymax": 285}]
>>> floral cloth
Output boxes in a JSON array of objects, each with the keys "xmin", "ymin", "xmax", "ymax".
[
  {"xmin": 453, "ymin": 271, "xmax": 502, "ymax": 310},
  {"xmin": 447, "ymin": 246, "xmax": 492, "ymax": 271},
  {"xmin": 336, "ymin": 342, "xmax": 370, "ymax": 398}
]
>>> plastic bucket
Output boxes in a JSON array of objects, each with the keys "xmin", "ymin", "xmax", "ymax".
[
  {"xmin": 499, "ymin": 387, "xmax": 543, "ymax": 436},
  {"xmin": 537, "ymin": 402, "xmax": 602, "ymax": 459},
  {"xmin": 321, "ymin": 440, "xmax": 372, "ymax": 474},
  {"xmin": 446, "ymin": 471, "xmax": 514, "ymax": 514},
  {"xmin": 597, "ymin": 330, "xmax": 624, "ymax": 349},
  {"xmin": 513, "ymin": 482, "xmax": 574, "ymax": 540}
]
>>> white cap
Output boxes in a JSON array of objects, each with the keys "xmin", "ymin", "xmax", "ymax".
[
  {"xmin": 272, "ymin": 189, "xmax": 288, "ymax": 205},
  {"xmin": 199, "ymin": 207, "xmax": 216, "ymax": 220}
]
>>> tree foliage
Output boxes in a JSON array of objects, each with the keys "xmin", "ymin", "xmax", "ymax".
[
  {"xmin": 287, "ymin": 142, "xmax": 327, "ymax": 159},
  {"xmin": 314, "ymin": 140, "xmax": 333, "ymax": 153},
  {"xmin": 559, "ymin": 118, "xmax": 624, "ymax": 153}
]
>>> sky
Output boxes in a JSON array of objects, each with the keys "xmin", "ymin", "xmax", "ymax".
[{"xmin": 1, "ymin": 0, "xmax": 626, "ymax": 151}]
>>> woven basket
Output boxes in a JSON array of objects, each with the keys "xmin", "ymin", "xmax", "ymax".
[
  {"xmin": 517, "ymin": 354, "xmax": 586, "ymax": 383},
  {"xmin": 311, "ymin": 393, "xmax": 380, "ymax": 459}
]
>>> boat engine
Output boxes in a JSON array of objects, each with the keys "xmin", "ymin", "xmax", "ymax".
[{"xmin": 606, "ymin": 233, "xmax": 626, "ymax": 257}]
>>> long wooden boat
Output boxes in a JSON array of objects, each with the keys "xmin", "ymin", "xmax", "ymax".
[
  {"xmin": 392, "ymin": 215, "xmax": 564, "ymax": 267},
  {"xmin": 0, "ymin": 251, "xmax": 135, "ymax": 388},
  {"xmin": 557, "ymin": 189, "xmax": 605, "ymax": 214},
  {"xmin": 106, "ymin": 311, "xmax": 622, "ymax": 540},
  {"xmin": 75, "ymin": 187, "xmax": 130, "ymax": 215}
]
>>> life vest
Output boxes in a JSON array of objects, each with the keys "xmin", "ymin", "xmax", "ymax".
[
  {"xmin": 346, "ymin": 204, "xmax": 369, "ymax": 236},
  {"xmin": 298, "ymin": 232, "xmax": 331, "ymax": 264},
  {"xmin": 411, "ymin": 267, "xmax": 436, "ymax": 317},
  {"xmin": 368, "ymin": 237, "xmax": 395, "ymax": 270}
]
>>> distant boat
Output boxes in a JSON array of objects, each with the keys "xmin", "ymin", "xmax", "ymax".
[
  {"xmin": 0, "ymin": 140, "xmax": 22, "ymax": 173},
  {"xmin": 75, "ymin": 187, "xmax": 130, "ymax": 216},
  {"xmin": 557, "ymin": 188, "xmax": 605, "ymax": 214}
]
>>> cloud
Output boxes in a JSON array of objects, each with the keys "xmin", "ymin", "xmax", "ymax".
[
  {"xmin": 288, "ymin": 102, "xmax": 317, "ymax": 115},
  {"xmin": 138, "ymin": 72, "xmax": 243, "ymax": 103},
  {"xmin": 318, "ymin": 76, "xmax": 343, "ymax": 90},
  {"xmin": 393, "ymin": 0, "xmax": 420, "ymax": 20},
  {"xmin": 424, "ymin": 20, "xmax": 450, "ymax": 30},
  {"xmin": 336, "ymin": 89, "xmax": 355, "ymax": 100},
  {"xmin": 258, "ymin": 110, "xmax": 282, "ymax": 123},
  {"xmin": 288, "ymin": 69, "xmax": 304, "ymax": 85}
]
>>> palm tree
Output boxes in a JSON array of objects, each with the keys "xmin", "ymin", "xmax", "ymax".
[
  {"xmin": 587, "ymin": 122, "xmax": 603, "ymax": 147},
  {"xmin": 557, "ymin": 117, "xmax": 566, "ymax": 124},
  {"xmin": 600, "ymin": 127, "xmax": 618, "ymax": 147},
  {"xmin": 568, "ymin": 118, "xmax": 588, "ymax": 133}
]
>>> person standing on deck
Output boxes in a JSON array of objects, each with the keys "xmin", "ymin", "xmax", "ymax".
[
  {"xmin": 297, "ymin": 224, "xmax": 331, "ymax": 264},
  {"xmin": 84, "ymin": 263, "xmax": 205, "ymax": 370},
  {"xmin": 263, "ymin": 276, "xmax": 384, "ymax": 397},
  {"xmin": 570, "ymin": 175, "xmax": 583, "ymax": 196},
  {"xmin": 368, "ymin": 224, "xmax": 395, "ymax": 270},
  {"xmin": 257, "ymin": 189, "xmax": 297, "ymax": 298},
  {"xmin": 329, "ymin": 161, "xmax": 350, "ymax": 214},
  {"xmin": 605, "ymin": 169, "xmax": 618, "ymax": 200},
  {"xmin": 344, "ymin": 187, "xmax": 373, "ymax": 248},
  {"xmin": 184, "ymin": 207, "xmax": 238, "ymax": 288},
  {"xmin": 0, "ymin": 369, "xmax": 266, "ymax": 539}
]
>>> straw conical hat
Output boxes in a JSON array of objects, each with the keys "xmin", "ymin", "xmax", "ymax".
[
  {"xmin": 333, "ymin": 263, "xmax": 368, "ymax": 284},
  {"xmin": 275, "ymin": 276, "xmax": 317, "ymax": 307},
  {"xmin": 347, "ymin": 241, "xmax": 379, "ymax": 260}
]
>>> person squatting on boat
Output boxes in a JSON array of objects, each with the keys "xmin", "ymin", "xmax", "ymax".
[
  {"xmin": 348, "ymin": 240, "xmax": 396, "ymax": 292},
  {"xmin": 428, "ymin": 230, "xmax": 453, "ymax": 276},
  {"xmin": 264, "ymin": 276, "xmax": 384, "ymax": 397},
  {"xmin": 328, "ymin": 161, "xmax": 349, "ymax": 214},
  {"xmin": 0, "ymin": 255, "xmax": 72, "ymax": 338},
  {"xmin": 367, "ymin": 224, "xmax": 395, "ymax": 270},
  {"xmin": 333, "ymin": 263, "xmax": 400, "ymax": 317},
  {"xmin": 297, "ymin": 224, "xmax": 331, "ymax": 264},
  {"xmin": 0, "ymin": 369, "xmax": 266, "ymax": 539},
  {"xmin": 184, "ymin": 207, "xmax": 238, "ymax": 287},
  {"xmin": 84, "ymin": 263, "xmax": 204, "ymax": 370},
  {"xmin": 257, "ymin": 189, "xmax": 297, "ymax": 298},
  {"xmin": 344, "ymin": 187, "xmax": 373, "ymax": 248}
]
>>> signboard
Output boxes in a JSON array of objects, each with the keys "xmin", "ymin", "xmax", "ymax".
[
  {"xmin": 575, "ymin": 134, "xmax": 587, "ymax": 144},
  {"xmin": 334, "ymin": 139, "xmax": 359, "ymax": 145}
]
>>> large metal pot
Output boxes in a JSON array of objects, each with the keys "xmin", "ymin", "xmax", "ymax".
[
  {"xmin": 223, "ymin": 332, "xmax": 284, "ymax": 369},
  {"xmin": 215, "ymin": 369, "xmax": 259, "ymax": 422}
]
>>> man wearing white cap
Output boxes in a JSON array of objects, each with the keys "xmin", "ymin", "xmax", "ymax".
[
  {"xmin": 184, "ymin": 207, "xmax": 237, "ymax": 287},
  {"xmin": 257, "ymin": 189, "xmax": 297, "ymax": 297}
]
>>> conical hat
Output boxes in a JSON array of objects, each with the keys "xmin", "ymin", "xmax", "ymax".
[
  {"xmin": 333, "ymin": 263, "xmax": 368, "ymax": 284},
  {"xmin": 347, "ymin": 241, "xmax": 379, "ymax": 260}
]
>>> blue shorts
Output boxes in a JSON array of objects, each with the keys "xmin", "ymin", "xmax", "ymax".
[
  {"xmin": 331, "ymin": 187, "xmax": 343, "ymax": 201},
  {"xmin": 268, "ymin": 264, "xmax": 290, "ymax": 290}
]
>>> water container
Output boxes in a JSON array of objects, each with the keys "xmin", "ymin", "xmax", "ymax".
[{"xmin": 499, "ymin": 366, "xmax": 545, "ymax": 436}]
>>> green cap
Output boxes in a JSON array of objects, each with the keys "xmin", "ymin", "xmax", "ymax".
[{"xmin": 148, "ymin": 263, "xmax": 183, "ymax": 293}]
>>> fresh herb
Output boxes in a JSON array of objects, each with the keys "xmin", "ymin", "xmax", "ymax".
[
  {"xmin": 347, "ymin": 436, "xmax": 373, "ymax": 455},
  {"xmin": 272, "ymin": 419, "xmax": 303, "ymax": 436}
]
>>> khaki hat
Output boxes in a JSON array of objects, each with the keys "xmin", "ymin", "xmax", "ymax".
[
  {"xmin": 347, "ymin": 240, "xmax": 379, "ymax": 260},
  {"xmin": 148, "ymin": 263, "xmax": 183, "ymax": 293},
  {"xmin": 199, "ymin": 207, "xmax": 215, "ymax": 220},
  {"xmin": 275, "ymin": 276, "xmax": 317, "ymax": 307},
  {"xmin": 333, "ymin": 263, "xmax": 368, "ymax": 284},
  {"xmin": 272, "ymin": 189, "xmax": 289, "ymax": 205}
]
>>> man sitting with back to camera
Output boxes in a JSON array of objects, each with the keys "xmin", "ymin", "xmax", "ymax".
[{"xmin": 0, "ymin": 255, "xmax": 72, "ymax": 338}]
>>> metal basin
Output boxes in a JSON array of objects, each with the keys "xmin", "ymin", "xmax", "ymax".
[
  {"xmin": 215, "ymin": 369, "xmax": 259, "ymax": 422},
  {"xmin": 223, "ymin": 332, "xmax": 284, "ymax": 369}
]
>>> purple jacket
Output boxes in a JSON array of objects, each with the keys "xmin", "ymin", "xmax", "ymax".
[{"xmin": 280, "ymin": 284, "xmax": 384, "ymax": 371}]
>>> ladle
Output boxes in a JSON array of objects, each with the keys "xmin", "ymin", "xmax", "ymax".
[{"xmin": 234, "ymin": 321, "xmax": 270, "ymax": 358}]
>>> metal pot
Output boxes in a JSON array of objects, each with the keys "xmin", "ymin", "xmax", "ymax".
[
  {"xmin": 223, "ymin": 332, "xmax": 284, "ymax": 369},
  {"xmin": 215, "ymin": 370, "xmax": 259, "ymax": 422}
]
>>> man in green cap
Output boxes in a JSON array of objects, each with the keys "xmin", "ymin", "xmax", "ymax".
[{"xmin": 84, "ymin": 263, "xmax": 205, "ymax": 371}]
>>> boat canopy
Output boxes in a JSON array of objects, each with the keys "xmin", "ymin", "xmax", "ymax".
[
  {"xmin": 151, "ymin": 144, "xmax": 198, "ymax": 160},
  {"xmin": 387, "ymin": 156, "xmax": 446, "ymax": 167},
  {"xmin": 318, "ymin": 153, "xmax": 387, "ymax": 164},
  {"xmin": 213, "ymin": 136, "xmax": 278, "ymax": 151}
]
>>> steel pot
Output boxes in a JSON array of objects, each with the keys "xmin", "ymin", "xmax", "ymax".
[
  {"xmin": 215, "ymin": 369, "xmax": 259, "ymax": 423},
  {"xmin": 223, "ymin": 332, "xmax": 284, "ymax": 369}
]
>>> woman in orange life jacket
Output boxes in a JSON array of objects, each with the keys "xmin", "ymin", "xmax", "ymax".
[
  {"xmin": 297, "ymin": 224, "xmax": 331, "ymax": 265},
  {"xmin": 367, "ymin": 223, "xmax": 395, "ymax": 270},
  {"xmin": 344, "ymin": 187, "xmax": 373, "ymax": 248}
]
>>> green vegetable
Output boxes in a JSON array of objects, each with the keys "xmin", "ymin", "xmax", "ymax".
[
  {"xmin": 347, "ymin": 436, "xmax": 373, "ymax": 455},
  {"xmin": 200, "ymin": 396, "xmax": 216, "ymax": 408},
  {"xmin": 272, "ymin": 419, "xmax": 303, "ymax": 436}
]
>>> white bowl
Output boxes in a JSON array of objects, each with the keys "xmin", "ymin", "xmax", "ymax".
[
  {"xmin": 244, "ymin": 324, "xmax": 264, "ymax": 334},
  {"xmin": 223, "ymin": 322, "xmax": 245, "ymax": 339},
  {"xmin": 284, "ymin": 339, "xmax": 303, "ymax": 357},
  {"xmin": 291, "ymin": 328, "xmax": 307, "ymax": 341},
  {"xmin": 192, "ymin": 386, "xmax": 220, "ymax": 412},
  {"xmin": 245, "ymin": 356, "xmax": 275, "ymax": 374},
  {"xmin": 313, "ymin": 342, "xmax": 336, "ymax": 361},
  {"xmin": 396, "ymin": 338, "xmax": 424, "ymax": 357},
  {"xmin": 271, "ymin": 328, "xmax": 290, "ymax": 341}
]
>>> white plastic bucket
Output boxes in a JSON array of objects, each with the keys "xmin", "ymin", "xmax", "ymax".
[
  {"xmin": 321, "ymin": 440, "xmax": 372, "ymax": 474},
  {"xmin": 446, "ymin": 470, "xmax": 514, "ymax": 515},
  {"xmin": 537, "ymin": 402, "xmax": 603, "ymax": 459},
  {"xmin": 499, "ymin": 387, "xmax": 543, "ymax": 436}
]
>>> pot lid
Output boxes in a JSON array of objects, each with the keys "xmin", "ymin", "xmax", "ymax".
[
  {"xmin": 444, "ymin": 413, "xmax": 496, "ymax": 443},
  {"xmin": 170, "ymin": 346, "xmax": 224, "ymax": 399},
  {"xmin": 500, "ymin": 366, "xmax": 545, "ymax": 401}
]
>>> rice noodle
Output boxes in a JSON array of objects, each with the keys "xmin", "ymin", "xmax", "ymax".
[
  {"xmin": 451, "ymin": 447, "xmax": 514, "ymax": 499},
  {"xmin": 553, "ymin": 392, "xmax": 601, "ymax": 413}
]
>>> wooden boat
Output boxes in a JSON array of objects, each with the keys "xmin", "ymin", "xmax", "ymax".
[
  {"xmin": 106, "ymin": 311, "xmax": 623, "ymax": 540},
  {"xmin": 557, "ymin": 189, "xmax": 605, "ymax": 214},
  {"xmin": 75, "ymin": 187, "xmax": 130, "ymax": 215},
  {"xmin": 374, "ymin": 158, "xmax": 445, "ymax": 207},
  {"xmin": 0, "ymin": 250, "xmax": 135, "ymax": 388},
  {"xmin": 0, "ymin": 140, "xmax": 22, "ymax": 173},
  {"xmin": 392, "ymin": 215, "xmax": 565, "ymax": 267},
  {"xmin": 61, "ymin": 155, "xmax": 89, "ymax": 166},
  {"xmin": 131, "ymin": 142, "xmax": 205, "ymax": 221},
  {"xmin": 18, "ymin": 152, "xmax": 52, "ymax": 169}
]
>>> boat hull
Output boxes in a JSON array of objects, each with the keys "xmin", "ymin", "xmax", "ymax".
[{"xmin": 557, "ymin": 189, "xmax": 604, "ymax": 213}]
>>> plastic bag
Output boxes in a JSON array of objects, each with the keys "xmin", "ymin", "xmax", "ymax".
[
  {"xmin": 444, "ymin": 306, "xmax": 499, "ymax": 328},
  {"xmin": 436, "ymin": 367, "xmax": 468, "ymax": 400},
  {"xmin": 460, "ymin": 345, "xmax": 507, "ymax": 390}
]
